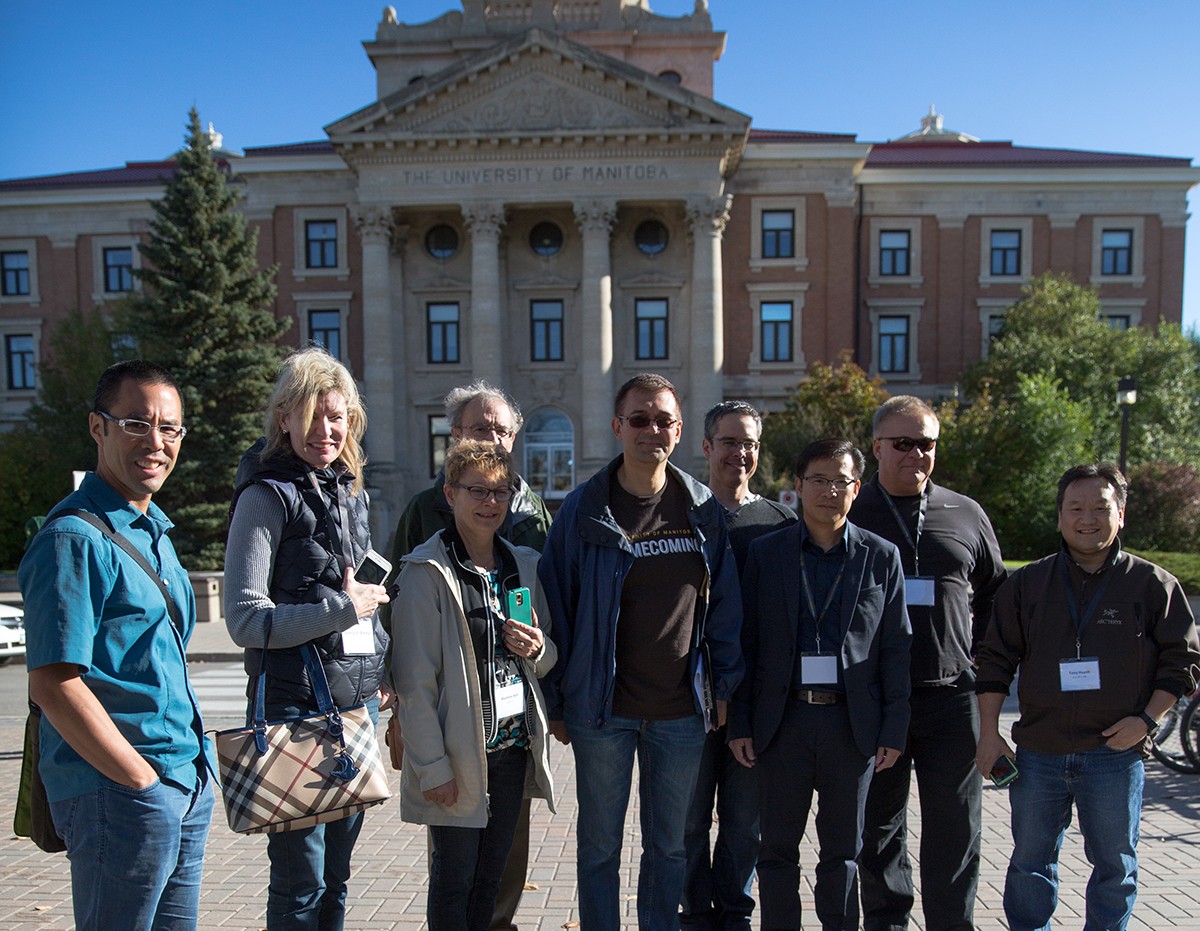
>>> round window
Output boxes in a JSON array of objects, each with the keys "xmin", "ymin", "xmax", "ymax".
[
  {"xmin": 425, "ymin": 225, "xmax": 459, "ymax": 260},
  {"xmin": 635, "ymin": 219, "xmax": 669, "ymax": 256},
  {"xmin": 658, "ymin": 70, "xmax": 682, "ymax": 85},
  {"xmin": 529, "ymin": 222, "xmax": 564, "ymax": 256}
]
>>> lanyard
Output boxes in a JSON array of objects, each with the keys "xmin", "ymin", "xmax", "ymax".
[
  {"xmin": 800, "ymin": 547, "xmax": 846, "ymax": 654},
  {"xmin": 879, "ymin": 483, "xmax": 928, "ymax": 576},
  {"xmin": 1056, "ymin": 553, "xmax": 1112, "ymax": 659}
]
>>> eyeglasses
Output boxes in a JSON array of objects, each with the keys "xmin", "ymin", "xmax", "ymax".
[
  {"xmin": 803, "ymin": 476, "xmax": 859, "ymax": 493},
  {"xmin": 451, "ymin": 483, "xmax": 514, "ymax": 503},
  {"xmin": 96, "ymin": 410, "xmax": 187, "ymax": 442},
  {"xmin": 878, "ymin": 436, "xmax": 937, "ymax": 454},
  {"xmin": 713, "ymin": 437, "xmax": 760, "ymax": 452},
  {"xmin": 618, "ymin": 413, "xmax": 680, "ymax": 431},
  {"xmin": 465, "ymin": 423, "xmax": 516, "ymax": 441}
]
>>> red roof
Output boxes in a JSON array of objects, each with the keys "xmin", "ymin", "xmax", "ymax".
[
  {"xmin": 243, "ymin": 141, "xmax": 336, "ymax": 157},
  {"xmin": 867, "ymin": 140, "xmax": 1192, "ymax": 169},
  {"xmin": 0, "ymin": 161, "xmax": 179, "ymax": 191}
]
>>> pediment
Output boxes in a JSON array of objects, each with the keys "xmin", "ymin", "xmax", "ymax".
[
  {"xmin": 327, "ymin": 28, "xmax": 749, "ymax": 147},
  {"xmin": 513, "ymin": 272, "xmax": 580, "ymax": 292},
  {"xmin": 619, "ymin": 271, "xmax": 686, "ymax": 289},
  {"xmin": 411, "ymin": 272, "xmax": 471, "ymax": 292}
]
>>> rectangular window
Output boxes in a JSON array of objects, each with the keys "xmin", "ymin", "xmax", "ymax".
[
  {"xmin": 1105, "ymin": 314, "xmax": 1132, "ymax": 331},
  {"xmin": 635, "ymin": 298, "xmax": 668, "ymax": 360},
  {"xmin": 760, "ymin": 301, "xmax": 793, "ymax": 362},
  {"xmin": 429, "ymin": 415, "xmax": 451, "ymax": 478},
  {"xmin": 530, "ymin": 300, "xmax": 563, "ymax": 361},
  {"xmin": 103, "ymin": 246, "xmax": 134, "ymax": 292},
  {"xmin": 305, "ymin": 220, "xmax": 338, "ymax": 269},
  {"xmin": 1101, "ymin": 229, "xmax": 1133, "ymax": 276},
  {"xmin": 1, "ymin": 251, "xmax": 30, "ymax": 296},
  {"xmin": 427, "ymin": 302, "xmax": 460, "ymax": 363},
  {"xmin": 879, "ymin": 231, "xmax": 910, "ymax": 277},
  {"xmin": 5, "ymin": 334, "xmax": 35, "ymax": 390},
  {"xmin": 988, "ymin": 315, "xmax": 1006, "ymax": 343},
  {"xmin": 761, "ymin": 210, "xmax": 795, "ymax": 259},
  {"xmin": 878, "ymin": 316, "xmax": 910, "ymax": 373},
  {"xmin": 989, "ymin": 230, "xmax": 1021, "ymax": 277},
  {"xmin": 308, "ymin": 309, "xmax": 342, "ymax": 360}
]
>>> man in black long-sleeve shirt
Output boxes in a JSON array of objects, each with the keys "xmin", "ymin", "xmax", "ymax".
[{"xmin": 850, "ymin": 395, "xmax": 1007, "ymax": 931}]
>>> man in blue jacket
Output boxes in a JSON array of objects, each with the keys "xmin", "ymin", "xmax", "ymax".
[{"xmin": 538, "ymin": 373, "xmax": 743, "ymax": 931}]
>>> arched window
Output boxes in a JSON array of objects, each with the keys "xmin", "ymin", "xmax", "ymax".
[{"xmin": 523, "ymin": 408, "xmax": 575, "ymax": 500}]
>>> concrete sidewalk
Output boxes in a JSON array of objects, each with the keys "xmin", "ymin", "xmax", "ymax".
[{"xmin": 2, "ymin": 699, "xmax": 1199, "ymax": 930}]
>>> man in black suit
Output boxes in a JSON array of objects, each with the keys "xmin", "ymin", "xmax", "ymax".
[{"xmin": 729, "ymin": 438, "xmax": 912, "ymax": 931}]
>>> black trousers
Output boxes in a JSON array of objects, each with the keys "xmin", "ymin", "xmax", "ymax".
[
  {"xmin": 757, "ymin": 701, "xmax": 874, "ymax": 931},
  {"xmin": 859, "ymin": 673, "xmax": 982, "ymax": 931}
]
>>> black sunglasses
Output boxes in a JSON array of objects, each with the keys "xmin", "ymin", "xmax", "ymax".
[{"xmin": 879, "ymin": 436, "xmax": 937, "ymax": 453}]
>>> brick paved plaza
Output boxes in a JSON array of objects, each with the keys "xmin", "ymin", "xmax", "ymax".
[{"xmin": 2, "ymin": 686, "xmax": 1199, "ymax": 930}]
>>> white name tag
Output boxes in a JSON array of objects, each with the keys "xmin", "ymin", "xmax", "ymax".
[
  {"xmin": 1060, "ymin": 657, "xmax": 1101, "ymax": 691},
  {"xmin": 340, "ymin": 617, "xmax": 376, "ymax": 656},
  {"xmin": 801, "ymin": 653, "xmax": 839, "ymax": 684},
  {"xmin": 904, "ymin": 576, "xmax": 936, "ymax": 607},
  {"xmin": 495, "ymin": 680, "xmax": 525, "ymax": 718}
]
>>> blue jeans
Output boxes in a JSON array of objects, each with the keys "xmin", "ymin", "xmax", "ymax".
[
  {"xmin": 682, "ymin": 725, "xmax": 758, "ymax": 930},
  {"xmin": 427, "ymin": 746, "xmax": 529, "ymax": 931},
  {"xmin": 1004, "ymin": 745, "xmax": 1143, "ymax": 931},
  {"xmin": 265, "ymin": 698, "xmax": 380, "ymax": 931},
  {"xmin": 50, "ymin": 770, "xmax": 214, "ymax": 931},
  {"xmin": 566, "ymin": 710, "xmax": 708, "ymax": 931}
]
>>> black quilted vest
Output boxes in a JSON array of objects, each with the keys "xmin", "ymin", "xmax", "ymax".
[{"xmin": 231, "ymin": 439, "xmax": 389, "ymax": 711}]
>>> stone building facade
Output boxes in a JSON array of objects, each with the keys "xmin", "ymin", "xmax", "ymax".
[{"xmin": 2, "ymin": 0, "xmax": 1198, "ymax": 535}]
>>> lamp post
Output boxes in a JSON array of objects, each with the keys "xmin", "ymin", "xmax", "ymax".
[{"xmin": 1117, "ymin": 375, "xmax": 1137, "ymax": 476}]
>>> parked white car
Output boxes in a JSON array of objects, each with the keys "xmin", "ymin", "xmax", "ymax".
[{"xmin": 0, "ymin": 603, "xmax": 25, "ymax": 662}]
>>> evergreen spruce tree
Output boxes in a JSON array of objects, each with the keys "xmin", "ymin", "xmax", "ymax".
[{"xmin": 122, "ymin": 108, "xmax": 290, "ymax": 568}]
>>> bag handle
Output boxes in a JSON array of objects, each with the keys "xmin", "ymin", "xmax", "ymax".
[{"xmin": 249, "ymin": 619, "xmax": 353, "ymax": 776}]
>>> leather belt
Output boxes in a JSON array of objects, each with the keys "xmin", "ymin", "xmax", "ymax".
[{"xmin": 790, "ymin": 689, "xmax": 844, "ymax": 705}]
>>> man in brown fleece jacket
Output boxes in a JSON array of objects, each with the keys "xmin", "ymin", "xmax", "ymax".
[{"xmin": 975, "ymin": 462, "xmax": 1200, "ymax": 931}]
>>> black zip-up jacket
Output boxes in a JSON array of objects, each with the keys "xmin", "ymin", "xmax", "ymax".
[{"xmin": 231, "ymin": 439, "xmax": 389, "ymax": 711}]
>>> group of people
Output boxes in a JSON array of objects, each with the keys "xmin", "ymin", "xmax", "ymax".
[{"xmin": 20, "ymin": 349, "xmax": 1200, "ymax": 931}]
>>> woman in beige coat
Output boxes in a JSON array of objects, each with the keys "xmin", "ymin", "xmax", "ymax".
[{"xmin": 392, "ymin": 440, "xmax": 556, "ymax": 931}]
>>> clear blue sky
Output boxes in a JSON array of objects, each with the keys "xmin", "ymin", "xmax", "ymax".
[{"xmin": 3, "ymin": 0, "xmax": 1198, "ymax": 328}]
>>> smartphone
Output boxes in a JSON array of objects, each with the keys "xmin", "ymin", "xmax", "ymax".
[
  {"xmin": 506, "ymin": 587, "xmax": 533, "ymax": 626},
  {"xmin": 354, "ymin": 549, "xmax": 392, "ymax": 586},
  {"xmin": 989, "ymin": 754, "xmax": 1018, "ymax": 787}
]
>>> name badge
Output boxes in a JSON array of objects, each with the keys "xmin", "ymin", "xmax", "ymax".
[
  {"xmin": 1059, "ymin": 657, "xmax": 1101, "ymax": 692},
  {"xmin": 495, "ymin": 680, "xmax": 525, "ymax": 718},
  {"xmin": 904, "ymin": 576, "xmax": 936, "ymax": 607},
  {"xmin": 801, "ymin": 653, "xmax": 839, "ymax": 684},
  {"xmin": 340, "ymin": 617, "xmax": 376, "ymax": 656}
]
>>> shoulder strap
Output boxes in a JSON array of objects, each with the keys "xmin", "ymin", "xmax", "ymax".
[{"xmin": 47, "ymin": 508, "xmax": 184, "ymax": 636}]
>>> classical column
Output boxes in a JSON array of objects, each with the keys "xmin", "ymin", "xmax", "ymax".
[
  {"xmin": 353, "ymin": 205, "xmax": 402, "ymax": 538},
  {"xmin": 686, "ymin": 194, "xmax": 732, "ymax": 453},
  {"xmin": 573, "ymin": 198, "xmax": 617, "ymax": 463},
  {"xmin": 463, "ymin": 202, "xmax": 506, "ymax": 386}
]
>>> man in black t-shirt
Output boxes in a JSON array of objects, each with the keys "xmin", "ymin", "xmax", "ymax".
[
  {"xmin": 538, "ymin": 374, "xmax": 744, "ymax": 931},
  {"xmin": 850, "ymin": 395, "xmax": 1007, "ymax": 931},
  {"xmin": 682, "ymin": 401, "xmax": 795, "ymax": 931}
]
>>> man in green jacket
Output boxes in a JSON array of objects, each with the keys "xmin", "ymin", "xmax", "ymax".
[
  {"xmin": 385, "ymin": 379, "xmax": 551, "ymax": 931},
  {"xmin": 389, "ymin": 381, "xmax": 552, "ymax": 561}
]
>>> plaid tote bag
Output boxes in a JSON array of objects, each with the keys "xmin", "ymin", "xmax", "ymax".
[{"xmin": 214, "ymin": 641, "xmax": 391, "ymax": 834}]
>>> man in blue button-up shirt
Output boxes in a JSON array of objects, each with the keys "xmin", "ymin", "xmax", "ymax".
[{"xmin": 21, "ymin": 360, "xmax": 215, "ymax": 931}]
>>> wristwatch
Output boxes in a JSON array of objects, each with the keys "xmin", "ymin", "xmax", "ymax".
[{"xmin": 1138, "ymin": 711, "xmax": 1159, "ymax": 736}]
